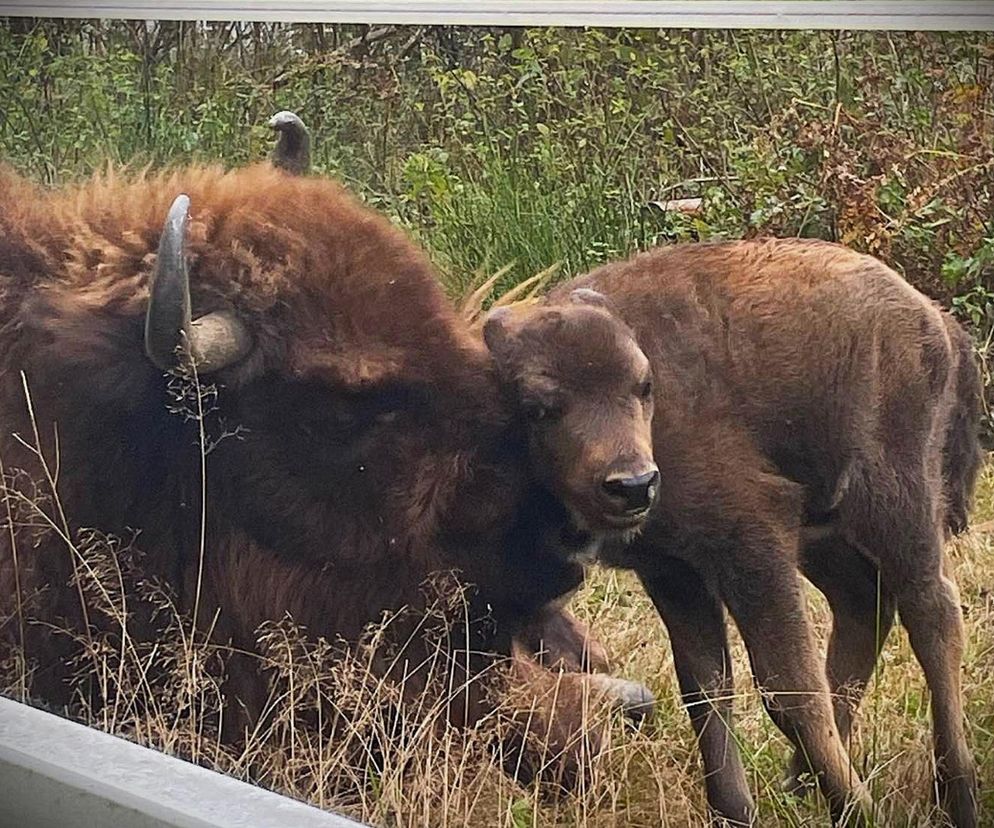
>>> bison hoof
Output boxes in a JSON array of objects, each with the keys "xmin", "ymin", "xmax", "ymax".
[{"xmin": 588, "ymin": 674, "xmax": 656, "ymax": 723}]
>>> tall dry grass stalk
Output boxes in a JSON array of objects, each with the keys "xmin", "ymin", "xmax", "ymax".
[{"xmin": 457, "ymin": 263, "xmax": 560, "ymax": 330}]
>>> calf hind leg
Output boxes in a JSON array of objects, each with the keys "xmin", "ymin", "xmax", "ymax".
[
  {"xmin": 898, "ymin": 572, "xmax": 976, "ymax": 827},
  {"xmin": 642, "ymin": 558, "xmax": 754, "ymax": 827},
  {"xmin": 784, "ymin": 537, "xmax": 896, "ymax": 796},
  {"xmin": 842, "ymin": 475, "xmax": 977, "ymax": 827}
]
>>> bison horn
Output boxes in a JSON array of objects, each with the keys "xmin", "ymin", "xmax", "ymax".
[
  {"xmin": 268, "ymin": 110, "xmax": 311, "ymax": 175},
  {"xmin": 144, "ymin": 194, "xmax": 252, "ymax": 373}
]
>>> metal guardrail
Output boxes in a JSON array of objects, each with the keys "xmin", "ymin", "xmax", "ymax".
[
  {"xmin": 0, "ymin": 1, "xmax": 993, "ymax": 30},
  {"xmin": 0, "ymin": 696, "xmax": 367, "ymax": 828}
]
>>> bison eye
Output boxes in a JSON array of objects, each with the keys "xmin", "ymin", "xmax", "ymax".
[{"xmin": 639, "ymin": 380, "xmax": 653, "ymax": 401}]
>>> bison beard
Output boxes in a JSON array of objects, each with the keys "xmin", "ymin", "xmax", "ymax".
[{"xmin": 0, "ymin": 160, "xmax": 629, "ymax": 786}]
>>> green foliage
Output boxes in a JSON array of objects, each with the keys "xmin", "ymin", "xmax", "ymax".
[
  {"xmin": 951, "ymin": 280, "xmax": 994, "ymax": 331},
  {"xmin": 0, "ymin": 21, "xmax": 991, "ymax": 317},
  {"xmin": 508, "ymin": 796, "xmax": 534, "ymax": 828}
]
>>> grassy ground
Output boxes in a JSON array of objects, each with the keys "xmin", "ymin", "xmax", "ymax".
[
  {"xmin": 341, "ymin": 462, "xmax": 994, "ymax": 828},
  {"xmin": 553, "ymin": 467, "xmax": 994, "ymax": 827},
  {"xmin": 8, "ymin": 460, "xmax": 988, "ymax": 828},
  {"xmin": 224, "ymin": 461, "xmax": 994, "ymax": 828}
]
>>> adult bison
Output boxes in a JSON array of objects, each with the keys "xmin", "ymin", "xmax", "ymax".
[
  {"xmin": 484, "ymin": 238, "xmax": 982, "ymax": 826},
  {"xmin": 0, "ymin": 128, "xmax": 641, "ymax": 780}
]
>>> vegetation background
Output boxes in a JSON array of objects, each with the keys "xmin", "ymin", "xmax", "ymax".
[
  {"xmin": 0, "ymin": 19, "xmax": 992, "ymax": 827},
  {"xmin": 2, "ymin": 23, "xmax": 991, "ymax": 330}
]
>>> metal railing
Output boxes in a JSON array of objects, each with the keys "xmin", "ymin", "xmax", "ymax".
[
  {"xmin": 0, "ymin": 696, "xmax": 367, "ymax": 828},
  {"xmin": 0, "ymin": 1, "xmax": 993, "ymax": 30}
]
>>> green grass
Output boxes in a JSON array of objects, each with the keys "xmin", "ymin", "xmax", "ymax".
[{"xmin": 1, "ymin": 23, "xmax": 991, "ymax": 307}]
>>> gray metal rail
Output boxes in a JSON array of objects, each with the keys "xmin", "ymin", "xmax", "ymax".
[
  {"xmin": 0, "ymin": 696, "xmax": 367, "ymax": 828},
  {"xmin": 0, "ymin": 1, "xmax": 993, "ymax": 31}
]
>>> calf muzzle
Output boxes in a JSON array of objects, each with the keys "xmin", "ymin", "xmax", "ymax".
[{"xmin": 601, "ymin": 469, "xmax": 659, "ymax": 515}]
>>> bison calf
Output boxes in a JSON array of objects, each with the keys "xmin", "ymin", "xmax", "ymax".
[{"xmin": 485, "ymin": 238, "xmax": 982, "ymax": 827}]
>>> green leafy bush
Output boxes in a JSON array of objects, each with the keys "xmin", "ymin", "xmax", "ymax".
[{"xmin": 1, "ymin": 21, "xmax": 992, "ymax": 412}]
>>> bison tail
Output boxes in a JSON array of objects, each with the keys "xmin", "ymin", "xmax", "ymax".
[{"xmin": 941, "ymin": 316, "xmax": 985, "ymax": 536}]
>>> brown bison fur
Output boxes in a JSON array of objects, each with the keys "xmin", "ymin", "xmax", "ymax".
[
  {"xmin": 485, "ymin": 237, "xmax": 983, "ymax": 827},
  {"xmin": 0, "ymin": 161, "xmax": 634, "ymax": 783},
  {"xmin": 941, "ymin": 314, "xmax": 985, "ymax": 537}
]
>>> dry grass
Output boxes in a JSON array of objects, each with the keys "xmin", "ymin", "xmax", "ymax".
[
  {"xmin": 556, "ymin": 471, "xmax": 994, "ymax": 827},
  {"xmin": 1, "ymin": 366, "xmax": 992, "ymax": 827}
]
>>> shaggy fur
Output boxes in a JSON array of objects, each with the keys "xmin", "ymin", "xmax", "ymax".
[
  {"xmin": 487, "ymin": 237, "xmax": 983, "ymax": 827},
  {"xmin": 0, "ymin": 162, "xmax": 617, "ymax": 767}
]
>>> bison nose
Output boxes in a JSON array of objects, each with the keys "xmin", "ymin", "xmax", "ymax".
[{"xmin": 602, "ymin": 469, "xmax": 659, "ymax": 513}]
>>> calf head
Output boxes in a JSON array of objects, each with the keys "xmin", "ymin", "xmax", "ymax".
[{"xmin": 484, "ymin": 289, "xmax": 657, "ymax": 536}]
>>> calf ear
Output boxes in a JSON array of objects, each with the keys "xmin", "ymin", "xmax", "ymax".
[
  {"xmin": 482, "ymin": 306, "xmax": 518, "ymax": 367},
  {"xmin": 568, "ymin": 287, "xmax": 612, "ymax": 309}
]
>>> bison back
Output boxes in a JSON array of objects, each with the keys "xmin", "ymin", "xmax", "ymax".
[{"xmin": 561, "ymin": 238, "xmax": 980, "ymax": 524}]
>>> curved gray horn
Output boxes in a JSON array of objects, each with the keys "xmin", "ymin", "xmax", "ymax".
[
  {"xmin": 268, "ymin": 110, "xmax": 311, "ymax": 175},
  {"xmin": 145, "ymin": 194, "xmax": 252, "ymax": 373}
]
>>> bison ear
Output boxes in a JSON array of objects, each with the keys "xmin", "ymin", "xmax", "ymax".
[
  {"xmin": 568, "ymin": 287, "xmax": 611, "ymax": 309},
  {"xmin": 482, "ymin": 306, "xmax": 519, "ymax": 367}
]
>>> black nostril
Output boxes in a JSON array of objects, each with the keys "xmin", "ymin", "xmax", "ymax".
[
  {"xmin": 643, "ymin": 469, "xmax": 660, "ymax": 494},
  {"xmin": 602, "ymin": 469, "xmax": 660, "ymax": 512}
]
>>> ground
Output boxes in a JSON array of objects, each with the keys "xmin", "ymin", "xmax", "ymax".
[
  {"xmin": 2, "ymin": 387, "xmax": 992, "ymax": 828},
  {"xmin": 331, "ymin": 462, "xmax": 993, "ymax": 827},
  {"xmin": 543, "ymin": 463, "xmax": 994, "ymax": 827},
  {"xmin": 257, "ymin": 461, "xmax": 993, "ymax": 827}
]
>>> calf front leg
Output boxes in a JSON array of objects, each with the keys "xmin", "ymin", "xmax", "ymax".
[{"xmin": 641, "ymin": 557, "xmax": 754, "ymax": 827}]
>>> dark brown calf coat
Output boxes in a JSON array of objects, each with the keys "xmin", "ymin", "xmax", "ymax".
[{"xmin": 491, "ymin": 238, "xmax": 982, "ymax": 826}]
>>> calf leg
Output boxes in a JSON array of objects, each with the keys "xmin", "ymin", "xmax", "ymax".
[
  {"xmin": 784, "ymin": 537, "xmax": 896, "ymax": 795},
  {"xmin": 715, "ymin": 540, "xmax": 871, "ymax": 826},
  {"xmin": 894, "ymin": 572, "xmax": 976, "ymax": 827},
  {"xmin": 853, "ymin": 545, "xmax": 976, "ymax": 826},
  {"xmin": 841, "ymin": 473, "xmax": 977, "ymax": 827},
  {"xmin": 641, "ymin": 558, "xmax": 754, "ymax": 827}
]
